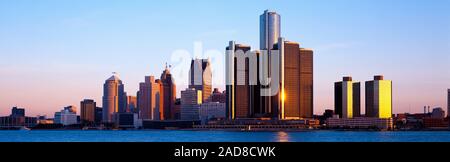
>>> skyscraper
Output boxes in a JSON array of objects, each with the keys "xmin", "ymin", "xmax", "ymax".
[
  {"xmin": 226, "ymin": 41, "xmax": 252, "ymax": 119},
  {"xmin": 225, "ymin": 10, "xmax": 314, "ymax": 120},
  {"xmin": 180, "ymin": 88, "xmax": 202, "ymax": 120},
  {"xmin": 189, "ymin": 59, "xmax": 212, "ymax": 102},
  {"xmin": 102, "ymin": 74, "xmax": 127, "ymax": 123},
  {"xmin": 260, "ymin": 10, "xmax": 281, "ymax": 50},
  {"xmin": 160, "ymin": 65, "xmax": 177, "ymax": 120},
  {"xmin": 80, "ymin": 99, "xmax": 96, "ymax": 124},
  {"xmin": 299, "ymin": 48, "xmax": 314, "ymax": 118},
  {"xmin": 260, "ymin": 10, "xmax": 281, "ymax": 119},
  {"xmin": 365, "ymin": 75, "xmax": 392, "ymax": 119},
  {"xmin": 126, "ymin": 96, "xmax": 137, "ymax": 113},
  {"xmin": 273, "ymin": 40, "xmax": 314, "ymax": 119},
  {"xmin": 334, "ymin": 77, "xmax": 360, "ymax": 118},
  {"xmin": 137, "ymin": 76, "xmax": 162, "ymax": 120}
]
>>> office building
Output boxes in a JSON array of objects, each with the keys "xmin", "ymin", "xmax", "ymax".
[
  {"xmin": 189, "ymin": 59, "xmax": 212, "ymax": 102},
  {"xmin": 273, "ymin": 39, "xmax": 314, "ymax": 119},
  {"xmin": 114, "ymin": 112, "xmax": 138, "ymax": 129},
  {"xmin": 225, "ymin": 10, "xmax": 314, "ymax": 120},
  {"xmin": 137, "ymin": 76, "xmax": 162, "ymax": 120},
  {"xmin": 160, "ymin": 65, "xmax": 177, "ymax": 120},
  {"xmin": 199, "ymin": 102, "xmax": 226, "ymax": 124},
  {"xmin": 226, "ymin": 41, "xmax": 253, "ymax": 119},
  {"xmin": 11, "ymin": 107, "xmax": 25, "ymax": 117},
  {"xmin": 54, "ymin": 108, "xmax": 77, "ymax": 126},
  {"xmin": 0, "ymin": 107, "xmax": 37, "ymax": 127},
  {"xmin": 298, "ymin": 48, "xmax": 314, "ymax": 118},
  {"xmin": 255, "ymin": 10, "xmax": 281, "ymax": 118},
  {"xmin": 260, "ymin": 10, "xmax": 281, "ymax": 50},
  {"xmin": 80, "ymin": 99, "xmax": 96, "ymax": 124},
  {"xmin": 180, "ymin": 88, "xmax": 202, "ymax": 120},
  {"xmin": 326, "ymin": 117, "xmax": 393, "ymax": 130},
  {"xmin": 127, "ymin": 96, "xmax": 137, "ymax": 113},
  {"xmin": 334, "ymin": 77, "xmax": 361, "ymax": 118},
  {"xmin": 365, "ymin": 75, "xmax": 392, "ymax": 119},
  {"xmin": 102, "ymin": 74, "xmax": 127, "ymax": 123}
]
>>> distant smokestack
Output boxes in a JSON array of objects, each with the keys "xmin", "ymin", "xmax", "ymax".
[{"xmin": 424, "ymin": 106, "xmax": 427, "ymax": 114}]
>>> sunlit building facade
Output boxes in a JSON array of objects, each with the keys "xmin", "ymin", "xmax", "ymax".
[
  {"xmin": 137, "ymin": 76, "xmax": 162, "ymax": 120},
  {"xmin": 335, "ymin": 77, "xmax": 361, "ymax": 118},
  {"xmin": 226, "ymin": 42, "xmax": 252, "ymax": 119},
  {"xmin": 80, "ymin": 99, "xmax": 96, "ymax": 124},
  {"xmin": 189, "ymin": 59, "xmax": 212, "ymax": 102},
  {"xmin": 102, "ymin": 74, "xmax": 127, "ymax": 123},
  {"xmin": 160, "ymin": 65, "xmax": 177, "ymax": 120},
  {"xmin": 180, "ymin": 88, "xmax": 202, "ymax": 120},
  {"xmin": 273, "ymin": 40, "xmax": 314, "ymax": 119},
  {"xmin": 365, "ymin": 75, "xmax": 392, "ymax": 119}
]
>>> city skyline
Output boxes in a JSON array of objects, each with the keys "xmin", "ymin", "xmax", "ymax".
[{"xmin": 1, "ymin": 0, "xmax": 450, "ymax": 116}]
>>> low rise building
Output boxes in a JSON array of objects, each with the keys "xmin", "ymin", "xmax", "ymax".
[
  {"xmin": 54, "ymin": 109, "xmax": 77, "ymax": 126},
  {"xmin": 199, "ymin": 102, "xmax": 226, "ymax": 124},
  {"xmin": 326, "ymin": 117, "xmax": 393, "ymax": 130}
]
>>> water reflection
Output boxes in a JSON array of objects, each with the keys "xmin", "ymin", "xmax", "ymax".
[{"xmin": 276, "ymin": 131, "xmax": 290, "ymax": 142}]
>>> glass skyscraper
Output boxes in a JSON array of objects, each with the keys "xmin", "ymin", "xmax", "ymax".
[{"xmin": 260, "ymin": 10, "xmax": 281, "ymax": 50}]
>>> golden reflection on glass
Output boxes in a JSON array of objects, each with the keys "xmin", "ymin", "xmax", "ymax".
[{"xmin": 277, "ymin": 131, "xmax": 290, "ymax": 142}]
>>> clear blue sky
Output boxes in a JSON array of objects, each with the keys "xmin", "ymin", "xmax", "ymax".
[{"xmin": 1, "ymin": 0, "xmax": 449, "ymax": 116}]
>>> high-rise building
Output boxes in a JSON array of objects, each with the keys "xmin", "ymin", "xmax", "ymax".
[
  {"xmin": 102, "ymin": 74, "xmax": 127, "ymax": 123},
  {"xmin": 137, "ymin": 76, "xmax": 162, "ymax": 120},
  {"xmin": 334, "ymin": 77, "xmax": 361, "ymax": 118},
  {"xmin": 225, "ymin": 10, "xmax": 314, "ymax": 120},
  {"xmin": 160, "ymin": 65, "xmax": 177, "ymax": 120},
  {"xmin": 365, "ymin": 75, "xmax": 392, "ymax": 119},
  {"xmin": 447, "ymin": 89, "xmax": 450, "ymax": 118},
  {"xmin": 260, "ymin": 10, "xmax": 281, "ymax": 119},
  {"xmin": 299, "ymin": 48, "xmax": 314, "ymax": 118},
  {"xmin": 189, "ymin": 59, "xmax": 212, "ymax": 102},
  {"xmin": 260, "ymin": 10, "xmax": 281, "ymax": 50},
  {"xmin": 180, "ymin": 88, "xmax": 202, "ymax": 120},
  {"xmin": 11, "ymin": 107, "xmax": 25, "ymax": 117},
  {"xmin": 226, "ymin": 41, "xmax": 253, "ymax": 119},
  {"xmin": 80, "ymin": 99, "xmax": 96, "ymax": 124},
  {"xmin": 273, "ymin": 39, "xmax": 314, "ymax": 119},
  {"xmin": 126, "ymin": 96, "xmax": 137, "ymax": 113}
]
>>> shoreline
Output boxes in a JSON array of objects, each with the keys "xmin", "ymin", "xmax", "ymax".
[{"xmin": 1, "ymin": 127, "xmax": 450, "ymax": 132}]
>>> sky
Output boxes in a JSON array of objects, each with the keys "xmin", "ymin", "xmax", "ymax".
[{"xmin": 0, "ymin": 0, "xmax": 449, "ymax": 117}]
